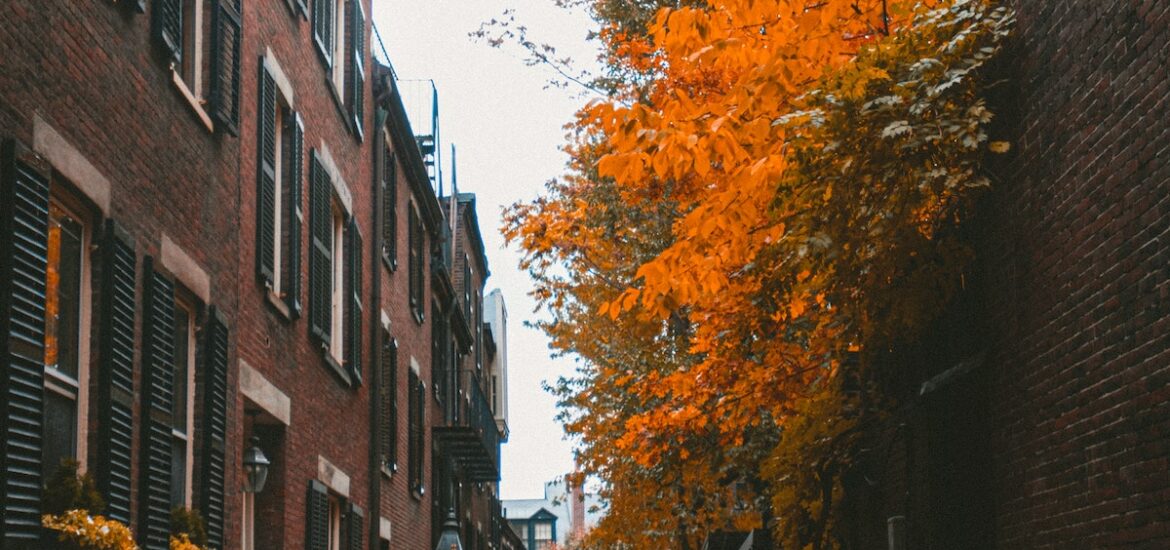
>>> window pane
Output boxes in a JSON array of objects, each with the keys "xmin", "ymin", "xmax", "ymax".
[
  {"xmin": 172, "ymin": 308, "xmax": 190, "ymax": 432},
  {"xmin": 46, "ymin": 203, "xmax": 83, "ymax": 380},
  {"xmin": 171, "ymin": 436, "xmax": 188, "ymax": 508},
  {"xmin": 43, "ymin": 389, "xmax": 78, "ymax": 480}
]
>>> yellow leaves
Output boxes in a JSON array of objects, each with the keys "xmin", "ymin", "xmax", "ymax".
[{"xmin": 44, "ymin": 510, "xmax": 140, "ymax": 550}]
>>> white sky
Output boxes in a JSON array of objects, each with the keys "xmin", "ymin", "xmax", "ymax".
[{"xmin": 372, "ymin": 1, "xmax": 601, "ymax": 500}]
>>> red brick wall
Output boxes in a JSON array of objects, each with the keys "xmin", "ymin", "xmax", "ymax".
[
  {"xmin": 0, "ymin": 0, "xmax": 242, "ymax": 541},
  {"xmin": 979, "ymin": 1, "xmax": 1170, "ymax": 547},
  {"xmin": 377, "ymin": 139, "xmax": 437, "ymax": 550},
  {"xmin": 233, "ymin": 0, "xmax": 375, "ymax": 547}
]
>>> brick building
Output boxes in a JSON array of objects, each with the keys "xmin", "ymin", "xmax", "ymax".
[
  {"xmin": 841, "ymin": 1, "xmax": 1170, "ymax": 549},
  {"xmin": 0, "ymin": 1, "xmax": 514, "ymax": 549}
]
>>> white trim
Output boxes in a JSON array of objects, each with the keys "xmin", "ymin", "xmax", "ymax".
[
  {"xmin": 32, "ymin": 115, "xmax": 111, "ymax": 216},
  {"xmin": 263, "ymin": 47, "xmax": 296, "ymax": 109},
  {"xmin": 239, "ymin": 359, "xmax": 292, "ymax": 426},
  {"xmin": 379, "ymin": 516, "xmax": 392, "ymax": 541},
  {"xmin": 173, "ymin": 300, "xmax": 198, "ymax": 508},
  {"xmin": 317, "ymin": 455, "xmax": 351, "ymax": 498},
  {"xmin": 315, "ymin": 143, "xmax": 352, "ymax": 215},
  {"xmin": 410, "ymin": 356, "xmax": 420, "ymax": 376},
  {"xmin": 160, "ymin": 234, "xmax": 212, "ymax": 304},
  {"xmin": 171, "ymin": 70, "xmax": 215, "ymax": 132}
]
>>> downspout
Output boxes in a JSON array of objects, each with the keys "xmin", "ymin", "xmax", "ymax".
[{"xmin": 369, "ymin": 104, "xmax": 390, "ymax": 550}]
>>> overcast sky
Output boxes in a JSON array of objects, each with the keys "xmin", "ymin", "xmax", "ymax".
[{"xmin": 372, "ymin": 1, "xmax": 601, "ymax": 500}]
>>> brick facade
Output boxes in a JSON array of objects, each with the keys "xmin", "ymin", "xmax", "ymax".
[
  {"xmin": 847, "ymin": 1, "xmax": 1170, "ymax": 548},
  {"xmin": 0, "ymin": 1, "xmax": 511, "ymax": 549}
]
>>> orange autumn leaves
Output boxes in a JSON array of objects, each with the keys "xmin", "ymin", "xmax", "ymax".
[
  {"xmin": 586, "ymin": 0, "xmax": 902, "ymax": 463},
  {"xmin": 506, "ymin": 0, "xmax": 1013, "ymax": 546}
]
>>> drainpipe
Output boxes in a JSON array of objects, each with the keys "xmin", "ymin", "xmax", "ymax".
[{"xmin": 369, "ymin": 105, "xmax": 390, "ymax": 550}]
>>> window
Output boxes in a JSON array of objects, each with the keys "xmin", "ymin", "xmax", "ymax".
[
  {"xmin": 42, "ymin": 199, "xmax": 91, "ymax": 480},
  {"xmin": 170, "ymin": 300, "xmax": 197, "ymax": 508},
  {"xmin": 308, "ymin": 152, "xmax": 362, "ymax": 384},
  {"xmin": 408, "ymin": 203, "xmax": 425, "ymax": 321},
  {"xmin": 257, "ymin": 59, "xmax": 304, "ymax": 318},
  {"xmin": 312, "ymin": 0, "xmax": 364, "ymax": 135},
  {"xmin": 431, "ymin": 299, "xmax": 448, "ymax": 405},
  {"xmin": 475, "ymin": 291, "xmax": 483, "ymax": 373},
  {"xmin": 328, "ymin": 494, "xmax": 342, "ymax": 550},
  {"xmin": 307, "ymin": 481, "xmax": 364, "ymax": 550},
  {"xmin": 463, "ymin": 255, "xmax": 472, "ymax": 322},
  {"xmin": 379, "ymin": 333, "xmax": 398, "ymax": 472},
  {"xmin": 330, "ymin": 203, "xmax": 345, "ymax": 359},
  {"xmin": 534, "ymin": 522, "xmax": 553, "ymax": 550},
  {"xmin": 380, "ymin": 145, "xmax": 397, "ymax": 269},
  {"xmin": 408, "ymin": 368, "xmax": 425, "ymax": 495},
  {"xmin": 152, "ymin": 0, "xmax": 241, "ymax": 130}
]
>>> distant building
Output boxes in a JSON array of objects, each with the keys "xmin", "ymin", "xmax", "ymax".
[{"xmin": 504, "ymin": 479, "xmax": 602, "ymax": 549}]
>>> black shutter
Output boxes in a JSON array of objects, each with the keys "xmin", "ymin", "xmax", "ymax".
[
  {"xmin": 344, "ymin": 217, "xmax": 362, "ymax": 384},
  {"xmin": 152, "ymin": 0, "xmax": 183, "ymax": 65},
  {"xmin": 408, "ymin": 206, "xmax": 419, "ymax": 310},
  {"xmin": 210, "ymin": 0, "xmax": 242, "ymax": 133},
  {"xmin": 200, "ymin": 309, "xmax": 229, "ymax": 550},
  {"xmin": 282, "ymin": 111, "xmax": 305, "ymax": 317},
  {"xmin": 415, "ymin": 376, "xmax": 426, "ymax": 492},
  {"xmin": 296, "ymin": 0, "xmax": 308, "ymax": 19},
  {"xmin": 380, "ymin": 335, "xmax": 398, "ymax": 471},
  {"xmin": 312, "ymin": 0, "xmax": 333, "ymax": 66},
  {"xmin": 139, "ymin": 259, "xmax": 176, "ymax": 550},
  {"xmin": 347, "ymin": 0, "xmax": 365, "ymax": 138},
  {"xmin": 0, "ymin": 140, "xmax": 50, "ymax": 545},
  {"xmin": 97, "ymin": 222, "xmax": 137, "ymax": 524},
  {"xmin": 306, "ymin": 480, "xmax": 329, "ymax": 550},
  {"xmin": 382, "ymin": 149, "xmax": 397, "ymax": 267},
  {"xmin": 308, "ymin": 153, "xmax": 332, "ymax": 344},
  {"xmin": 257, "ymin": 65, "xmax": 278, "ymax": 287},
  {"xmin": 346, "ymin": 502, "xmax": 364, "ymax": 550}
]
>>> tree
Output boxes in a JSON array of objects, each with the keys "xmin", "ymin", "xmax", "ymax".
[{"xmin": 504, "ymin": 0, "xmax": 1013, "ymax": 547}]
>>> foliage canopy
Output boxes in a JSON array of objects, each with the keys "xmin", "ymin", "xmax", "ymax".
[{"xmin": 503, "ymin": 0, "xmax": 1013, "ymax": 547}]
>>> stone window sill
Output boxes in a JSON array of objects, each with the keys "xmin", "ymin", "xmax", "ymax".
[{"xmin": 171, "ymin": 70, "xmax": 214, "ymax": 133}]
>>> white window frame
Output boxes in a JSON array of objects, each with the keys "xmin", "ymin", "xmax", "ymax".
[
  {"xmin": 330, "ymin": 0, "xmax": 347, "ymax": 96},
  {"xmin": 171, "ymin": 298, "xmax": 197, "ymax": 508},
  {"xmin": 329, "ymin": 200, "xmax": 345, "ymax": 363},
  {"xmin": 43, "ymin": 197, "xmax": 92, "ymax": 473},
  {"xmin": 328, "ymin": 493, "xmax": 343, "ymax": 550},
  {"xmin": 272, "ymin": 111, "xmax": 285, "ymax": 295},
  {"xmin": 178, "ymin": 0, "xmax": 205, "ymax": 97}
]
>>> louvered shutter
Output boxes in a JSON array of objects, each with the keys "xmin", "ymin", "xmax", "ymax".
[
  {"xmin": 344, "ymin": 217, "xmax": 362, "ymax": 384},
  {"xmin": 282, "ymin": 111, "xmax": 305, "ymax": 317},
  {"xmin": 380, "ymin": 336, "xmax": 398, "ymax": 471},
  {"xmin": 139, "ymin": 259, "xmax": 176, "ymax": 550},
  {"xmin": 308, "ymin": 153, "xmax": 332, "ymax": 344},
  {"xmin": 0, "ymin": 140, "xmax": 50, "ymax": 545},
  {"xmin": 347, "ymin": 0, "xmax": 365, "ymax": 138},
  {"xmin": 200, "ymin": 309, "xmax": 229, "ymax": 550},
  {"xmin": 152, "ymin": 0, "xmax": 183, "ymax": 65},
  {"xmin": 210, "ymin": 0, "xmax": 242, "ymax": 133},
  {"xmin": 346, "ymin": 502, "xmax": 364, "ymax": 550},
  {"xmin": 312, "ymin": 0, "xmax": 333, "ymax": 66},
  {"xmin": 306, "ymin": 480, "xmax": 329, "ymax": 550},
  {"xmin": 382, "ymin": 149, "xmax": 397, "ymax": 267},
  {"xmin": 97, "ymin": 222, "xmax": 137, "ymax": 524},
  {"xmin": 257, "ymin": 66, "xmax": 277, "ymax": 286},
  {"xmin": 408, "ymin": 206, "xmax": 419, "ymax": 310}
]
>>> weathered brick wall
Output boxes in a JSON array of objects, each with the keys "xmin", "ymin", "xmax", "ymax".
[
  {"xmin": 0, "ymin": 0, "xmax": 242, "ymax": 541},
  {"xmin": 233, "ymin": 0, "xmax": 375, "ymax": 547},
  {"xmin": 378, "ymin": 137, "xmax": 437, "ymax": 550},
  {"xmin": 978, "ymin": 1, "xmax": 1170, "ymax": 547}
]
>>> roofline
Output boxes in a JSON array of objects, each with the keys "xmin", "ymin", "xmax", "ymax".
[{"xmin": 373, "ymin": 64, "xmax": 443, "ymax": 234}]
